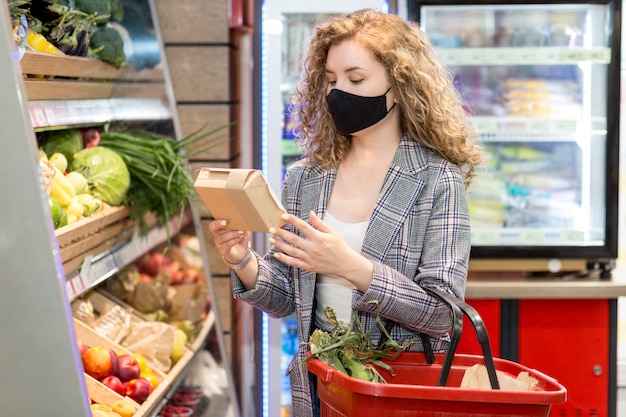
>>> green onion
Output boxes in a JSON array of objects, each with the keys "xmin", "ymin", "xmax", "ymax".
[{"xmin": 98, "ymin": 122, "xmax": 234, "ymax": 235}]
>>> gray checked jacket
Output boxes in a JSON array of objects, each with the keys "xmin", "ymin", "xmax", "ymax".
[{"xmin": 232, "ymin": 134, "xmax": 471, "ymax": 417}]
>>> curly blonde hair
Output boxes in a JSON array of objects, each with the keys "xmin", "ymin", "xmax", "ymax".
[{"xmin": 293, "ymin": 9, "xmax": 482, "ymax": 186}]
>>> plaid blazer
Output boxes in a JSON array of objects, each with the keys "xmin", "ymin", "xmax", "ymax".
[{"xmin": 232, "ymin": 134, "xmax": 471, "ymax": 417}]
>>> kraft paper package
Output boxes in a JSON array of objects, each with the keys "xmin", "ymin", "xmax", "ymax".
[{"xmin": 194, "ymin": 168, "xmax": 287, "ymax": 232}]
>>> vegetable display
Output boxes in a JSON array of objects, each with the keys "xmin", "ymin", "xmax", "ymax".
[
  {"xmin": 9, "ymin": 0, "xmax": 127, "ymax": 67},
  {"xmin": 304, "ymin": 302, "xmax": 413, "ymax": 383}
]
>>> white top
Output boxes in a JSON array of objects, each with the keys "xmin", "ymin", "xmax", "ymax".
[{"xmin": 314, "ymin": 211, "xmax": 369, "ymax": 330}]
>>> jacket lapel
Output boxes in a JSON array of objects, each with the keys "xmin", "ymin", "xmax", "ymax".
[{"xmin": 362, "ymin": 136, "xmax": 427, "ymax": 263}]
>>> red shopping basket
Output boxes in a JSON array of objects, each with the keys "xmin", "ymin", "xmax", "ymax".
[{"xmin": 306, "ymin": 287, "xmax": 567, "ymax": 417}]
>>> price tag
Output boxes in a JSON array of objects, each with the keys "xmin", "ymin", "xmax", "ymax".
[
  {"xmin": 44, "ymin": 108, "xmax": 57, "ymax": 126},
  {"xmin": 471, "ymin": 231, "xmax": 500, "ymax": 245},
  {"xmin": 520, "ymin": 230, "xmax": 545, "ymax": 244},
  {"xmin": 65, "ymin": 279, "xmax": 76, "ymax": 300},
  {"xmin": 471, "ymin": 117, "xmax": 498, "ymax": 134},
  {"xmin": 525, "ymin": 119, "xmax": 550, "ymax": 134},
  {"xmin": 552, "ymin": 120, "xmax": 578, "ymax": 133},
  {"xmin": 30, "ymin": 107, "xmax": 47, "ymax": 127},
  {"xmin": 70, "ymin": 275, "xmax": 86, "ymax": 297},
  {"xmin": 561, "ymin": 230, "xmax": 585, "ymax": 242}
]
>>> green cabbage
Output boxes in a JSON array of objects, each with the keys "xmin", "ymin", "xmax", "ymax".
[
  {"xmin": 40, "ymin": 129, "xmax": 84, "ymax": 165},
  {"xmin": 70, "ymin": 146, "xmax": 130, "ymax": 206}
]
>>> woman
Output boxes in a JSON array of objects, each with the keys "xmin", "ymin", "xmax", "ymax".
[{"xmin": 209, "ymin": 9, "xmax": 482, "ymax": 417}]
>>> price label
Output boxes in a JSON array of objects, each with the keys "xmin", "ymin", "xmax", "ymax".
[
  {"xmin": 520, "ymin": 230, "xmax": 545, "ymax": 244},
  {"xmin": 561, "ymin": 230, "xmax": 585, "ymax": 242},
  {"xmin": 65, "ymin": 279, "xmax": 76, "ymax": 300},
  {"xmin": 44, "ymin": 108, "xmax": 57, "ymax": 126},
  {"xmin": 30, "ymin": 107, "xmax": 47, "ymax": 127},
  {"xmin": 70, "ymin": 275, "xmax": 86, "ymax": 297},
  {"xmin": 552, "ymin": 120, "xmax": 578, "ymax": 133},
  {"xmin": 525, "ymin": 120, "xmax": 550, "ymax": 134},
  {"xmin": 471, "ymin": 231, "xmax": 500, "ymax": 245},
  {"xmin": 471, "ymin": 117, "xmax": 498, "ymax": 134}
]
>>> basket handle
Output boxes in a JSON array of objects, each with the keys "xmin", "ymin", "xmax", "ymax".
[{"xmin": 422, "ymin": 287, "xmax": 500, "ymax": 389}]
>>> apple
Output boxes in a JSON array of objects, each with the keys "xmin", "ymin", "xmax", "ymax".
[
  {"xmin": 138, "ymin": 273, "xmax": 152, "ymax": 283},
  {"xmin": 101, "ymin": 375, "xmax": 125, "ymax": 396},
  {"xmin": 124, "ymin": 378, "xmax": 152, "ymax": 404},
  {"xmin": 116, "ymin": 354, "xmax": 141, "ymax": 382},
  {"xmin": 76, "ymin": 338, "xmax": 89, "ymax": 357},
  {"xmin": 83, "ymin": 346, "xmax": 119, "ymax": 380},
  {"xmin": 179, "ymin": 268, "xmax": 198, "ymax": 285},
  {"xmin": 139, "ymin": 252, "xmax": 171, "ymax": 276}
]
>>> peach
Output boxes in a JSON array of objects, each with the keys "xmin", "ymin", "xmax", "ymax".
[
  {"xmin": 111, "ymin": 399, "xmax": 137, "ymax": 417},
  {"xmin": 83, "ymin": 346, "xmax": 119, "ymax": 380}
]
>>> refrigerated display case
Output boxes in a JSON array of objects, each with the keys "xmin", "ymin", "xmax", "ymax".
[
  {"xmin": 250, "ymin": 2, "xmax": 389, "ymax": 417},
  {"xmin": 407, "ymin": 1, "xmax": 621, "ymax": 275}
]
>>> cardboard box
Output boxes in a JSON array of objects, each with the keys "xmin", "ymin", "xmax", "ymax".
[{"xmin": 194, "ymin": 168, "xmax": 287, "ymax": 232}]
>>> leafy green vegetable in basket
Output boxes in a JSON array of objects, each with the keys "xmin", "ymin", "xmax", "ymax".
[
  {"xmin": 303, "ymin": 301, "xmax": 414, "ymax": 383},
  {"xmin": 97, "ymin": 123, "xmax": 233, "ymax": 236}
]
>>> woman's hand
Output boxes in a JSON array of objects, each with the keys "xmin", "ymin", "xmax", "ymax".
[
  {"xmin": 269, "ymin": 211, "xmax": 374, "ymax": 291},
  {"xmin": 208, "ymin": 219, "xmax": 250, "ymax": 265}
]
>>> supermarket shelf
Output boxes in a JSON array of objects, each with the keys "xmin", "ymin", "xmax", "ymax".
[
  {"xmin": 28, "ymin": 98, "xmax": 171, "ymax": 129},
  {"xmin": 437, "ymin": 46, "xmax": 611, "ymax": 66},
  {"xmin": 65, "ymin": 211, "xmax": 192, "ymax": 301}
]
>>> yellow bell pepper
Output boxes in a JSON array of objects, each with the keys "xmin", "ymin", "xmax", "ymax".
[{"xmin": 50, "ymin": 166, "xmax": 76, "ymax": 207}]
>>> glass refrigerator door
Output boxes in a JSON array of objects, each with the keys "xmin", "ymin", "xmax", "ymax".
[
  {"xmin": 259, "ymin": 2, "xmax": 388, "ymax": 417},
  {"xmin": 411, "ymin": 2, "xmax": 620, "ymax": 267}
]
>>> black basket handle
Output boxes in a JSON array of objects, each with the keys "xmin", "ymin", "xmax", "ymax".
[{"xmin": 421, "ymin": 287, "xmax": 500, "ymax": 389}]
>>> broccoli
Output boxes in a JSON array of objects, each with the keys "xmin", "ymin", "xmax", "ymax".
[
  {"xmin": 74, "ymin": 0, "xmax": 110, "ymax": 25},
  {"xmin": 89, "ymin": 25, "xmax": 125, "ymax": 67}
]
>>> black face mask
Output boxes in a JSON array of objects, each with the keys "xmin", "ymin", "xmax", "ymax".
[{"xmin": 326, "ymin": 86, "xmax": 395, "ymax": 135}]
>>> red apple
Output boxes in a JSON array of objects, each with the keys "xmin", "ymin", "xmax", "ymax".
[
  {"xmin": 83, "ymin": 346, "xmax": 119, "ymax": 380},
  {"xmin": 116, "ymin": 354, "xmax": 141, "ymax": 382},
  {"xmin": 76, "ymin": 338, "xmax": 89, "ymax": 357},
  {"xmin": 124, "ymin": 378, "xmax": 152, "ymax": 404},
  {"xmin": 101, "ymin": 375, "xmax": 125, "ymax": 396},
  {"xmin": 179, "ymin": 268, "xmax": 198, "ymax": 285},
  {"xmin": 164, "ymin": 261, "xmax": 183, "ymax": 283},
  {"xmin": 138, "ymin": 273, "xmax": 152, "ymax": 283}
]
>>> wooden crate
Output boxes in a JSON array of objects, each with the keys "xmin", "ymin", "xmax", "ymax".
[
  {"xmin": 21, "ymin": 51, "xmax": 123, "ymax": 100},
  {"xmin": 21, "ymin": 50, "xmax": 124, "ymax": 79},
  {"xmin": 20, "ymin": 51, "xmax": 168, "ymax": 101},
  {"xmin": 55, "ymin": 205, "xmax": 133, "ymax": 274}
]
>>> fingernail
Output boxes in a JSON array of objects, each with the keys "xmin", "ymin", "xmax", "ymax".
[
  {"xmin": 238, "ymin": 230, "xmax": 244, "ymax": 235},
  {"xmin": 310, "ymin": 210, "xmax": 317, "ymax": 217},
  {"xmin": 269, "ymin": 227, "xmax": 276, "ymax": 234},
  {"xmin": 281, "ymin": 213, "xmax": 289, "ymax": 220},
  {"xmin": 269, "ymin": 237, "xmax": 276, "ymax": 244},
  {"xmin": 273, "ymin": 252, "xmax": 280, "ymax": 259},
  {"xmin": 220, "ymin": 220, "xmax": 227, "ymax": 227}
]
